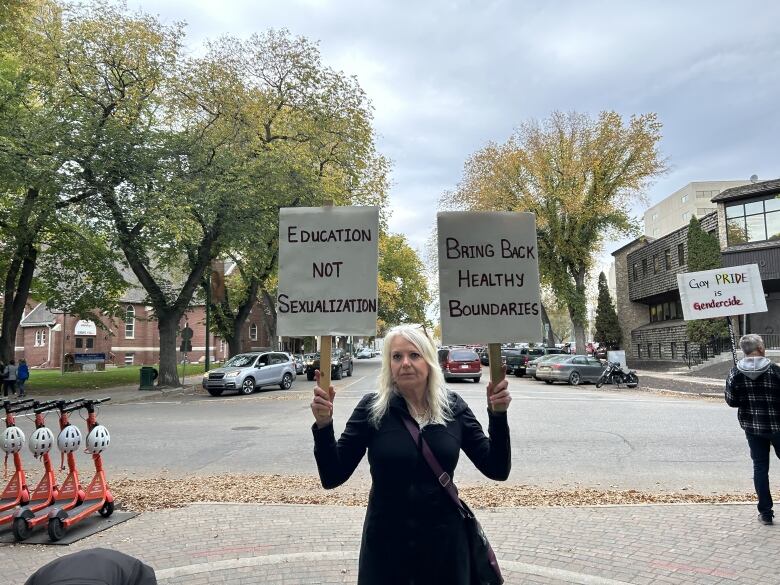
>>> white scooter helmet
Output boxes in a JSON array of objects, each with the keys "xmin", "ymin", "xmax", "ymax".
[
  {"xmin": 29, "ymin": 427, "xmax": 55, "ymax": 458},
  {"xmin": 57, "ymin": 424, "xmax": 82, "ymax": 453},
  {"xmin": 85, "ymin": 425, "xmax": 110, "ymax": 454},
  {"xmin": 2, "ymin": 426, "xmax": 26, "ymax": 454}
]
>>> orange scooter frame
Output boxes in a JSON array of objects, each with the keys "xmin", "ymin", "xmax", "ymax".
[
  {"xmin": 12, "ymin": 398, "xmax": 86, "ymax": 538},
  {"xmin": 9, "ymin": 400, "xmax": 61, "ymax": 539},
  {"xmin": 0, "ymin": 399, "xmax": 35, "ymax": 513},
  {"xmin": 48, "ymin": 397, "xmax": 113, "ymax": 542}
]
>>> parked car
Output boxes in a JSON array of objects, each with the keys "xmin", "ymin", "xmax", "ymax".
[
  {"xmin": 202, "ymin": 351, "xmax": 296, "ymax": 396},
  {"xmin": 535, "ymin": 354, "xmax": 605, "ymax": 385},
  {"xmin": 438, "ymin": 347, "xmax": 481, "ymax": 383},
  {"xmin": 357, "ymin": 347, "xmax": 373, "ymax": 359},
  {"xmin": 527, "ymin": 354, "xmax": 568, "ymax": 379},
  {"xmin": 292, "ymin": 354, "xmax": 305, "ymax": 375},
  {"xmin": 510, "ymin": 347, "xmax": 565, "ymax": 377},
  {"xmin": 306, "ymin": 348, "xmax": 354, "ymax": 381}
]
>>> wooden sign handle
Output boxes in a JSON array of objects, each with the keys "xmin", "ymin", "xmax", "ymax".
[
  {"xmin": 319, "ymin": 336, "xmax": 332, "ymax": 391},
  {"xmin": 488, "ymin": 343, "xmax": 507, "ymax": 413}
]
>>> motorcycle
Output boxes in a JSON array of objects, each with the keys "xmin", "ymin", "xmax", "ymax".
[{"xmin": 596, "ymin": 361, "xmax": 639, "ymax": 388}]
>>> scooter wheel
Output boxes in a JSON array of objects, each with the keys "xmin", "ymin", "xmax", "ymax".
[
  {"xmin": 48, "ymin": 518, "xmax": 66, "ymax": 542},
  {"xmin": 99, "ymin": 500, "xmax": 115, "ymax": 518},
  {"xmin": 12, "ymin": 517, "xmax": 31, "ymax": 541}
]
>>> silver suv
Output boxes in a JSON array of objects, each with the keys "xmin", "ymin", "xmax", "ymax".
[{"xmin": 202, "ymin": 351, "xmax": 296, "ymax": 397}]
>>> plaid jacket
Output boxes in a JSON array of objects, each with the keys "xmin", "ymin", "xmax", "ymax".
[{"xmin": 725, "ymin": 362, "xmax": 780, "ymax": 434}]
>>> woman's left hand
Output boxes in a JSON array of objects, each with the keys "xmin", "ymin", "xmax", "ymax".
[{"xmin": 486, "ymin": 377, "xmax": 511, "ymax": 412}]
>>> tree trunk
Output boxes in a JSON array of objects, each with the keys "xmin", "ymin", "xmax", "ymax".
[
  {"xmin": 569, "ymin": 268, "xmax": 588, "ymax": 354},
  {"xmin": 157, "ymin": 312, "xmax": 182, "ymax": 387},
  {"xmin": 261, "ymin": 289, "xmax": 277, "ymax": 348},
  {"xmin": 227, "ymin": 332, "xmax": 243, "ymax": 358},
  {"xmin": 540, "ymin": 303, "xmax": 556, "ymax": 347}
]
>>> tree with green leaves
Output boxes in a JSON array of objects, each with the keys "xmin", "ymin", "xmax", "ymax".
[
  {"xmin": 377, "ymin": 233, "xmax": 432, "ymax": 336},
  {"xmin": 442, "ymin": 111, "xmax": 667, "ymax": 353},
  {"xmin": 685, "ymin": 215, "xmax": 727, "ymax": 344},
  {"xmin": 0, "ymin": 0, "xmax": 128, "ymax": 362},
  {"xmin": 594, "ymin": 271, "xmax": 621, "ymax": 349},
  {"xmin": 199, "ymin": 30, "xmax": 389, "ymax": 358}
]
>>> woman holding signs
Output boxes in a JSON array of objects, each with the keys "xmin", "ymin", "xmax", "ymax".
[{"xmin": 311, "ymin": 324, "xmax": 511, "ymax": 585}]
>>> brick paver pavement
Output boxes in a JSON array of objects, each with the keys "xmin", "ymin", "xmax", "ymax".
[{"xmin": 2, "ymin": 502, "xmax": 778, "ymax": 584}]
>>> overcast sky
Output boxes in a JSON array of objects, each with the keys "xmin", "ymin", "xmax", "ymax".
[{"xmin": 131, "ymin": 0, "xmax": 780, "ymax": 266}]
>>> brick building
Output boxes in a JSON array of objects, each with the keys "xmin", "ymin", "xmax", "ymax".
[
  {"xmin": 14, "ymin": 292, "xmax": 274, "ymax": 369},
  {"xmin": 613, "ymin": 178, "xmax": 780, "ymax": 364}
]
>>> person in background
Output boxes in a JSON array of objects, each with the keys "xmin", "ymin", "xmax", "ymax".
[
  {"xmin": 16, "ymin": 359, "xmax": 29, "ymax": 397},
  {"xmin": 25, "ymin": 548, "xmax": 157, "ymax": 585},
  {"xmin": 725, "ymin": 333, "xmax": 780, "ymax": 525},
  {"xmin": 310, "ymin": 325, "xmax": 511, "ymax": 584},
  {"xmin": 2, "ymin": 359, "xmax": 17, "ymax": 397}
]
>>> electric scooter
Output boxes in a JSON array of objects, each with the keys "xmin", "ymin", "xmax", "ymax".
[
  {"xmin": 0, "ymin": 398, "xmax": 35, "ymax": 513},
  {"xmin": 9, "ymin": 400, "xmax": 61, "ymax": 539},
  {"xmin": 11, "ymin": 398, "xmax": 86, "ymax": 539},
  {"xmin": 48, "ymin": 397, "xmax": 113, "ymax": 541}
]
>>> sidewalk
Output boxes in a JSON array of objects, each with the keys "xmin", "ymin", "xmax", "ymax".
[
  {"xmin": 12, "ymin": 376, "xmax": 203, "ymax": 405},
  {"xmin": 2, "ymin": 501, "xmax": 777, "ymax": 584}
]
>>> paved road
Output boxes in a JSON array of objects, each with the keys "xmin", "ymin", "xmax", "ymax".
[{"xmin": 19, "ymin": 358, "xmax": 764, "ymax": 493}]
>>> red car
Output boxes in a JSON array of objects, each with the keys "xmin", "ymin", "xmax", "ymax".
[{"xmin": 438, "ymin": 348, "xmax": 482, "ymax": 383}]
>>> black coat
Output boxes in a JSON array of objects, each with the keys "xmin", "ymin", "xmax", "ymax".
[
  {"xmin": 313, "ymin": 391, "xmax": 511, "ymax": 585},
  {"xmin": 24, "ymin": 548, "xmax": 157, "ymax": 585}
]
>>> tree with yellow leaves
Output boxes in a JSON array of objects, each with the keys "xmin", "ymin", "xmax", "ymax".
[{"xmin": 442, "ymin": 111, "xmax": 666, "ymax": 353}]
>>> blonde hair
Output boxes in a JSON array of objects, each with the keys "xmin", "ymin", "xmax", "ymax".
[{"xmin": 369, "ymin": 325, "xmax": 452, "ymax": 428}]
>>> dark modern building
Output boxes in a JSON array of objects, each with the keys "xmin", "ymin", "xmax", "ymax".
[{"xmin": 613, "ymin": 178, "xmax": 779, "ymax": 363}]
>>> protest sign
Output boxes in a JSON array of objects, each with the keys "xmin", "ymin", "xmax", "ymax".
[
  {"xmin": 677, "ymin": 264, "xmax": 767, "ymax": 320},
  {"xmin": 438, "ymin": 211, "xmax": 542, "ymax": 344},
  {"xmin": 438, "ymin": 211, "xmax": 542, "ymax": 409}
]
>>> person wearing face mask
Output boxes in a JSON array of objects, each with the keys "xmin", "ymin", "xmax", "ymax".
[{"xmin": 310, "ymin": 324, "xmax": 511, "ymax": 585}]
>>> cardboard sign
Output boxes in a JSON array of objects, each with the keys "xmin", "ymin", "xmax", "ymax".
[
  {"xmin": 277, "ymin": 206, "xmax": 379, "ymax": 336},
  {"xmin": 677, "ymin": 264, "xmax": 767, "ymax": 320},
  {"xmin": 438, "ymin": 211, "xmax": 542, "ymax": 344}
]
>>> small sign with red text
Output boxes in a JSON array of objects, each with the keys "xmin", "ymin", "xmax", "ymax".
[{"xmin": 677, "ymin": 264, "xmax": 767, "ymax": 320}]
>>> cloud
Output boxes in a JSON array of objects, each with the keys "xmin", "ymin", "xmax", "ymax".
[{"xmin": 131, "ymin": 0, "xmax": 780, "ymax": 256}]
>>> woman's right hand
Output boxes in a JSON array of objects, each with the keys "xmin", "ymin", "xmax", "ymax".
[{"xmin": 311, "ymin": 369, "xmax": 336, "ymax": 429}]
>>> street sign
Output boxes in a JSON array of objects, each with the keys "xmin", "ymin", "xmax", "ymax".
[
  {"xmin": 179, "ymin": 325, "xmax": 193, "ymax": 353},
  {"xmin": 677, "ymin": 264, "xmax": 767, "ymax": 320}
]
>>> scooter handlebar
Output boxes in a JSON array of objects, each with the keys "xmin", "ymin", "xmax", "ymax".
[
  {"xmin": 80, "ymin": 397, "xmax": 111, "ymax": 412},
  {"xmin": 32, "ymin": 400, "xmax": 63, "ymax": 414},
  {"xmin": 3, "ymin": 397, "xmax": 35, "ymax": 413}
]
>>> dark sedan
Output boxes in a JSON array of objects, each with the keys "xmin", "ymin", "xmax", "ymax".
[{"xmin": 535, "ymin": 355, "xmax": 605, "ymax": 385}]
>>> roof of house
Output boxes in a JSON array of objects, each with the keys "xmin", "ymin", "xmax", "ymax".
[
  {"xmin": 19, "ymin": 303, "xmax": 57, "ymax": 327},
  {"xmin": 711, "ymin": 179, "xmax": 780, "ymax": 203},
  {"xmin": 611, "ymin": 235, "xmax": 655, "ymax": 257}
]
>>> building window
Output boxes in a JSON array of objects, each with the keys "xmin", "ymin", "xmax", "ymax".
[
  {"xmin": 35, "ymin": 329, "xmax": 46, "ymax": 347},
  {"xmin": 249, "ymin": 323, "xmax": 258, "ymax": 341},
  {"xmin": 632, "ymin": 263, "xmax": 638, "ymax": 282},
  {"xmin": 647, "ymin": 343, "xmax": 653, "ymax": 358},
  {"xmin": 653, "ymin": 228, "xmax": 660, "ymax": 236},
  {"xmin": 86, "ymin": 337, "xmax": 94, "ymax": 349},
  {"xmin": 681, "ymin": 194, "xmax": 689, "ymax": 203},
  {"xmin": 75, "ymin": 338, "xmax": 83, "ymax": 348},
  {"xmin": 697, "ymin": 208, "xmax": 714, "ymax": 216},
  {"xmin": 670, "ymin": 342, "xmax": 677, "ymax": 359},
  {"xmin": 642, "ymin": 258, "xmax": 647, "ymax": 277},
  {"xmin": 664, "ymin": 249, "xmax": 671, "ymax": 270},
  {"xmin": 649, "ymin": 300, "xmax": 682, "ymax": 323},
  {"xmin": 652, "ymin": 213, "xmax": 658, "ymax": 222},
  {"xmin": 653, "ymin": 254, "xmax": 660, "ymax": 274},
  {"xmin": 124, "ymin": 305, "xmax": 135, "ymax": 339},
  {"xmin": 725, "ymin": 196, "xmax": 780, "ymax": 245},
  {"xmin": 681, "ymin": 211, "xmax": 691, "ymax": 221},
  {"xmin": 124, "ymin": 353, "xmax": 134, "ymax": 365},
  {"xmin": 637, "ymin": 345, "xmax": 642, "ymax": 359},
  {"xmin": 677, "ymin": 243, "xmax": 685, "ymax": 266}
]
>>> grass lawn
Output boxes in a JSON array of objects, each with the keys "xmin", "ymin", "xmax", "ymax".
[{"xmin": 22, "ymin": 364, "xmax": 207, "ymax": 393}]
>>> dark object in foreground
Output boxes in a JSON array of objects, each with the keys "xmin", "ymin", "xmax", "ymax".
[{"xmin": 25, "ymin": 547, "xmax": 157, "ymax": 585}]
